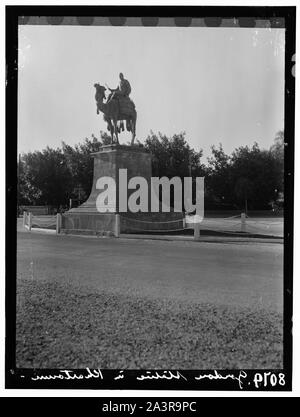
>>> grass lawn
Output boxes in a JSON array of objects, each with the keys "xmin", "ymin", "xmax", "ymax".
[{"xmin": 16, "ymin": 278, "xmax": 283, "ymax": 369}]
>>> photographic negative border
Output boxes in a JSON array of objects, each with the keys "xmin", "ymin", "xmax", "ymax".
[{"xmin": 6, "ymin": 5, "xmax": 295, "ymax": 391}]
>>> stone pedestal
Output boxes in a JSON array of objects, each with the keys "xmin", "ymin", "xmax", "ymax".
[{"xmin": 61, "ymin": 144, "xmax": 184, "ymax": 235}]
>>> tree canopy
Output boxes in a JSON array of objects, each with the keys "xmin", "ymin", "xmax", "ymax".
[{"xmin": 18, "ymin": 130, "xmax": 284, "ymax": 212}]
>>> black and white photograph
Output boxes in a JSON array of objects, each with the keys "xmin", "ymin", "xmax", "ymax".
[{"xmin": 5, "ymin": 5, "xmax": 295, "ymax": 393}]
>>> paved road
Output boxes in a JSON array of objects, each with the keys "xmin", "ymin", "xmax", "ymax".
[{"xmin": 17, "ymin": 227, "xmax": 283, "ymax": 312}]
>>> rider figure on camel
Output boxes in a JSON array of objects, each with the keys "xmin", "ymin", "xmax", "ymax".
[{"xmin": 107, "ymin": 73, "xmax": 131, "ymax": 103}]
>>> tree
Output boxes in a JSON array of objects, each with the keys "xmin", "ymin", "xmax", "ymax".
[
  {"xmin": 206, "ymin": 144, "xmax": 235, "ymax": 208},
  {"xmin": 18, "ymin": 147, "xmax": 73, "ymax": 208},
  {"xmin": 18, "ymin": 132, "xmax": 111, "ymax": 208},
  {"xmin": 270, "ymin": 130, "xmax": 284, "ymax": 198},
  {"xmin": 144, "ymin": 131, "xmax": 204, "ymax": 178},
  {"xmin": 234, "ymin": 177, "xmax": 254, "ymax": 214},
  {"xmin": 142, "ymin": 131, "xmax": 205, "ymax": 211},
  {"xmin": 18, "ymin": 129, "xmax": 285, "ymax": 212},
  {"xmin": 230, "ymin": 142, "xmax": 280, "ymax": 210},
  {"xmin": 205, "ymin": 136, "xmax": 284, "ymax": 210},
  {"xmin": 18, "ymin": 155, "xmax": 42, "ymax": 205},
  {"xmin": 270, "ymin": 130, "xmax": 284, "ymax": 161}
]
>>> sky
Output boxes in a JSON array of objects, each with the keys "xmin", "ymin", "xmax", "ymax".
[{"xmin": 18, "ymin": 25, "xmax": 285, "ymax": 162}]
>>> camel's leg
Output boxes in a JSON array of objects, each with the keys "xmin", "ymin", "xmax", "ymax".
[
  {"xmin": 107, "ymin": 120, "xmax": 114, "ymax": 143},
  {"xmin": 113, "ymin": 119, "xmax": 119, "ymax": 144},
  {"xmin": 111, "ymin": 126, "xmax": 114, "ymax": 143},
  {"xmin": 131, "ymin": 115, "xmax": 136, "ymax": 146}
]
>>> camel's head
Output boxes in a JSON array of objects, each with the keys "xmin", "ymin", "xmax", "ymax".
[{"xmin": 94, "ymin": 83, "xmax": 106, "ymax": 96}]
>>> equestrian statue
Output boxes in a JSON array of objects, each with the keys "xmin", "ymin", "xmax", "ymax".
[{"xmin": 94, "ymin": 73, "xmax": 137, "ymax": 145}]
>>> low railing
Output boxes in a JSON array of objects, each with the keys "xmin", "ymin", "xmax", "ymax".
[
  {"xmin": 23, "ymin": 212, "xmax": 62, "ymax": 234},
  {"xmin": 23, "ymin": 211, "xmax": 283, "ymax": 239}
]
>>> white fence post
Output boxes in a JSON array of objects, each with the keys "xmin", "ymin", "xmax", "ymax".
[
  {"xmin": 194, "ymin": 222, "xmax": 201, "ymax": 241},
  {"xmin": 115, "ymin": 214, "xmax": 120, "ymax": 237},
  {"xmin": 182, "ymin": 217, "xmax": 186, "ymax": 229},
  {"xmin": 56, "ymin": 213, "xmax": 62, "ymax": 234},
  {"xmin": 241, "ymin": 212, "xmax": 246, "ymax": 232},
  {"xmin": 23, "ymin": 211, "xmax": 26, "ymax": 227},
  {"xmin": 28, "ymin": 212, "xmax": 32, "ymax": 231}
]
